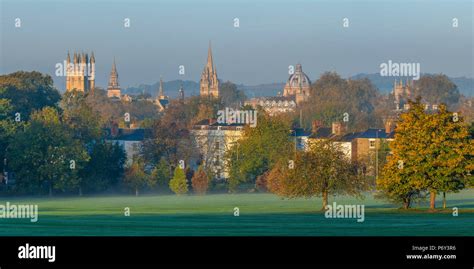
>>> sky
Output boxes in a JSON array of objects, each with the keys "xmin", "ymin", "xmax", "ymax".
[{"xmin": 1, "ymin": 0, "xmax": 473, "ymax": 90}]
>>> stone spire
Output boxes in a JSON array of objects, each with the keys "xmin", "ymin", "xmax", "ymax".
[
  {"xmin": 108, "ymin": 58, "xmax": 119, "ymax": 89},
  {"xmin": 106, "ymin": 58, "xmax": 121, "ymax": 99},
  {"xmin": 199, "ymin": 41, "xmax": 219, "ymax": 98},
  {"xmin": 158, "ymin": 76, "xmax": 164, "ymax": 99},
  {"xmin": 207, "ymin": 41, "xmax": 214, "ymax": 73}
]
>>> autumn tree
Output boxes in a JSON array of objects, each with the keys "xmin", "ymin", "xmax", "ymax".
[
  {"xmin": 191, "ymin": 165, "xmax": 209, "ymax": 195},
  {"xmin": 267, "ymin": 140, "xmax": 368, "ymax": 210},
  {"xmin": 123, "ymin": 157, "xmax": 153, "ymax": 196},
  {"xmin": 377, "ymin": 98, "xmax": 473, "ymax": 210},
  {"xmin": 300, "ymin": 72, "xmax": 378, "ymax": 131}
]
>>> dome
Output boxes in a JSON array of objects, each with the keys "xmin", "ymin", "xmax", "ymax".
[{"xmin": 286, "ymin": 64, "xmax": 311, "ymax": 89}]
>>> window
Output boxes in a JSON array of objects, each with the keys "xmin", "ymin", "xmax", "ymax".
[{"xmin": 369, "ymin": 139, "xmax": 376, "ymax": 149}]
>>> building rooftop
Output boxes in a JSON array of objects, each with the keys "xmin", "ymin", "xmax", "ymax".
[
  {"xmin": 290, "ymin": 127, "xmax": 312, "ymax": 137},
  {"xmin": 309, "ymin": 128, "xmax": 394, "ymax": 140},
  {"xmin": 104, "ymin": 128, "xmax": 150, "ymax": 141},
  {"xmin": 357, "ymin": 128, "xmax": 394, "ymax": 139}
]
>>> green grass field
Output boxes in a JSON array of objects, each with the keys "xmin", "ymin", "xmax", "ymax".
[{"xmin": 1, "ymin": 189, "xmax": 473, "ymax": 236}]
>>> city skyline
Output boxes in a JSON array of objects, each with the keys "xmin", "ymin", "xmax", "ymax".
[{"xmin": 1, "ymin": 0, "xmax": 473, "ymax": 90}]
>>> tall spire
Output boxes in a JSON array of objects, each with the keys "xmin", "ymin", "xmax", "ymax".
[
  {"xmin": 207, "ymin": 41, "xmax": 214, "ymax": 72},
  {"xmin": 112, "ymin": 57, "xmax": 117, "ymax": 74},
  {"xmin": 200, "ymin": 41, "xmax": 219, "ymax": 98},
  {"xmin": 108, "ymin": 58, "xmax": 119, "ymax": 88},
  {"xmin": 159, "ymin": 76, "xmax": 164, "ymax": 98}
]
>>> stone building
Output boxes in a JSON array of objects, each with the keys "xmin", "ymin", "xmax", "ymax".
[
  {"xmin": 244, "ymin": 96, "xmax": 296, "ymax": 116},
  {"xmin": 66, "ymin": 51, "xmax": 95, "ymax": 92},
  {"xmin": 191, "ymin": 119, "xmax": 244, "ymax": 180},
  {"xmin": 245, "ymin": 63, "xmax": 311, "ymax": 115},
  {"xmin": 393, "ymin": 79, "xmax": 413, "ymax": 110}
]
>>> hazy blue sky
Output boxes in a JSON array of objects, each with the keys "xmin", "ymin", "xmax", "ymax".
[{"xmin": 1, "ymin": 0, "xmax": 472, "ymax": 90}]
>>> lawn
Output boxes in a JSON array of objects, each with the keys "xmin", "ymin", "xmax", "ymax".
[{"xmin": 0, "ymin": 189, "xmax": 473, "ymax": 236}]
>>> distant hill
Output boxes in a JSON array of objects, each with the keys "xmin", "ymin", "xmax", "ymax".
[
  {"xmin": 123, "ymin": 74, "xmax": 473, "ymax": 99},
  {"xmin": 237, "ymin": 83, "xmax": 285, "ymax": 98},
  {"xmin": 123, "ymin": 80, "xmax": 285, "ymax": 98},
  {"xmin": 350, "ymin": 73, "xmax": 473, "ymax": 96},
  {"xmin": 123, "ymin": 80, "xmax": 200, "ymax": 98}
]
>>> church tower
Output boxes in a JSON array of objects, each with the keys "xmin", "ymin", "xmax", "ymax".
[
  {"xmin": 155, "ymin": 76, "xmax": 169, "ymax": 112},
  {"xmin": 66, "ymin": 51, "xmax": 95, "ymax": 92},
  {"xmin": 107, "ymin": 58, "xmax": 121, "ymax": 99},
  {"xmin": 200, "ymin": 42, "xmax": 219, "ymax": 98},
  {"xmin": 393, "ymin": 79, "xmax": 413, "ymax": 109}
]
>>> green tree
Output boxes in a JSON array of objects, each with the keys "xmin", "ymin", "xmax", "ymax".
[
  {"xmin": 377, "ymin": 98, "xmax": 472, "ymax": 210},
  {"xmin": 300, "ymin": 72, "xmax": 378, "ymax": 131},
  {"xmin": 151, "ymin": 157, "xmax": 172, "ymax": 191},
  {"xmin": 79, "ymin": 141, "xmax": 126, "ymax": 194},
  {"xmin": 0, "ymin": 98, "xmax": 21, "ymax": 179},
  {"xmin": 267, "ymin": 140, "xmax": 367, "ymax": 210},
  {"xmin": 169, "ymin": 166, "xmax": 188, "ymax": 195},
  {"xmin": 414, "ymin": 74, "xmax": 460, "ymax": 108},
  {"xmin": 225, "ymin": 112, "xmax": 292, "ymax": 192},
  {"xmin": 0, "ymin": 71, "xmax": 61, "ymax": 121},
  {"xmin": 219, "ymin": 81, "xmax": 246, "ymax": 107},
  {"xmin": 7, "ymin": 107, "xmax": 89, "ymax": 195},
  {"xmin": 61, "ymin": 90, "xmax": 102, "ymax": 144}
]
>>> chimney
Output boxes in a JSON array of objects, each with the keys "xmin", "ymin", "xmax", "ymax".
[
  {"xmin": 312, "ymin": 120, "xmax": 323, "ymax": 134},
  {"xmin": 331, "ymin": 122, "xmax": 343, "ymax": 136},
  {"xmin": 385, "ymin": 119, "xmax": 395, "ymax": 134}
]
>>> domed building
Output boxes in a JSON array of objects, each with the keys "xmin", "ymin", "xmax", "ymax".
[{"xmin": 283, "ymin": 63, "xmax": 311, "ymax": 104}]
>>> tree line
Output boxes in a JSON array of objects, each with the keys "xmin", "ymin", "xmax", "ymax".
[{"xmin": 1, "ymin": 71, "xmax": 472, "ymax": 211}]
